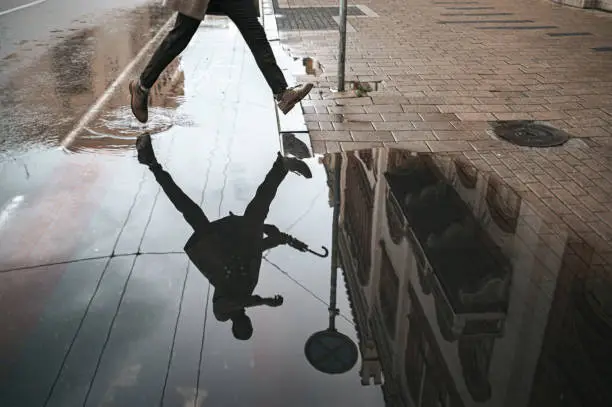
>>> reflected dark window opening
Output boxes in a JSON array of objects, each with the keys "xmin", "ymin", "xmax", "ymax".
[
  {"xmin": 458, "ymin": 336, "xmax": 494, "ymax": 402},
  {"xmin": 379, "ymin": 242, "xmax": 398, "ymax": 337},
  {"xmin": 485, "ymin": 176, "xmax": 520, "ymax": 234},
  {"xmin": 454, "ymin": 158, "xmax": 478, "ymax": 190},
  {"xmin": 359, "ymin": 149, "xmax": 373, "ymax": 171},
  {"xmin": 346, "ymin": 154, "xmax": 373, "ymax": 286},
  {"xmin": 386, "ymin": 186, "xmax": 405, "ymax": 245},
  {"xmin": 404, "ymin": 285, "xmax": 464, "ymax": 407},
  {"xmin": 405, "ymin": 307, "xmax": 427, "ymax": 402}
]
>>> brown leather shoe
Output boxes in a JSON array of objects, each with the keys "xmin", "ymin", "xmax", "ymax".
[
  {"xmin": 129, "ymin": 80, "xmax": 149, "ymax": 123},
  {"xmin": 276, "ymin": 83, "xmax": 314, "ymax": 115}
]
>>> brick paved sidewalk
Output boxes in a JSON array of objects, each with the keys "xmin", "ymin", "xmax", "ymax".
[{"xmin": 272, "ymin": 0, "xmax": 612, "ymax": 274}]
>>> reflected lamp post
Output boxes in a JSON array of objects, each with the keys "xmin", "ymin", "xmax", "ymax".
[{"xmin": 304, "ymin": 158, "xmax": 358, "ymax": 375}]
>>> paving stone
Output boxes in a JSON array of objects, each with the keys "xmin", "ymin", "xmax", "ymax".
[
  {"xmin": 437, "ymin": 105, "xmax": 477, "ymax": 112},
  {"xmin": 351, "ymin": 131, "xmax": 395, "ymax": 141},
  {"xmin": 373, "ymin": 121, "xmax": 417, "ymax": 131},
  {"xmin": 393, "ymin": 130, "xmax": 437, "ymax": 141},
  {"xmin": 385, "ymin": 141, "xmax": 431, "ymax": 152},
  {"xmin": 364, "ymin": 104, "xmax": 404, "ymax": 113},
  {"xmin": 402, "ymin": 105, "xmax": 443, "ymax": 112},
  {"xmin": 413, "ymin": 121, "xmax": 456, "ymax": 130},
  {"xmin": 309, "ymin": 130, "xmax": 352, "ymax": 141},
  {"xmin": 342, "ymin": 113, "xmax": 384, "ymax": 122},
  {"xmin": 340, "ymin": 141, "xmax": 384, "ymax": 151},
  {"xmin": 434, "ymin": 130, "xmax": 481, "ymax": 140},
  {"xmin": 419, "ymin": 113, "xmax": 461, "ymax": 121},
  {"xmin": 333, "ymin": 122, "xmax": 375, "ymax": 131},
  {"xmin": 381, "ymin": 113, "xmax": 422, "ymax": 121},
  {"xmin": 426, "ymin": 140, "xmax": 474, "ymax": 152},
  {"xmin": 456, "ymin": 112, "xmax": 497, "ymax": 121}
]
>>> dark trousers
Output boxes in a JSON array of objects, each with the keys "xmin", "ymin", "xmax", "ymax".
[
  {"xmin": 140, "ymin": 1, "xmax": 288, "ymax": 94},
  {"xmin": 151, "ymin": 155, "xmax": 288, "ymax": 233}
]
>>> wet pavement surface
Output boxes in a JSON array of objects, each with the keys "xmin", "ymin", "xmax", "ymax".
[
  {"xmin": 0, "ymin": 2, "xmax": 174, "ymax": 157},
  {"xmin": 1, "ymin": 3, "xmax": 612, "ymax": 407}
]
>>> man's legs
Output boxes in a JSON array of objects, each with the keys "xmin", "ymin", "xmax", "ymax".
[
  {"xmin": 129, "ymin": 13, "xmax": 200, "ymax": 123},
  {"xmin": 136, "ymin": 134, "xmax": 209, "ymax": 231},
  {"xmin": 220, "ymin": 0, "xmax": 313, "ymax": 114},
  {"xmin": 244, "ymin": 153, "xmax": 312, "ymax": 224}
]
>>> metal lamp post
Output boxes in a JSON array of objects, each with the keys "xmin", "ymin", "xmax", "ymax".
[
  {"xmin": 304, "ymin": 157, "xmax": 358, "ymax": 375},
  {"xmin": 337, "ymin": 0, "xmax": 349, "ymax": 91}
]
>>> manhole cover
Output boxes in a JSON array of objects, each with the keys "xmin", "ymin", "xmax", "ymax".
[{"xmin": 490, "ymin": 121, "xmax": 570, "ymax": 147}]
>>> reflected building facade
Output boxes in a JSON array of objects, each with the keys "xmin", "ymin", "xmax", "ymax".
[{"xmin": 323, "ymin": 149, "xmax": 611, "ymax": 407}]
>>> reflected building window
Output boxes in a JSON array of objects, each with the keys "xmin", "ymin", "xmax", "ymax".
[
  {"xmin": 458, "ymin": 336, "xmax": 494, "ymax": 402},
  {"xmin": 345, "ymin": 154, "xmax": 373, "ymax": 286},
  {"xmin": 454, "ymin": 158, "xmax": 478, "ymax": 190},
  {"xmin": 405, "ymin": 308, "xmax": 427, "ymax": 402},
  {"xmin": 386, "ymin": 186, "xmax": 405, "ymax": 245},
  {"xmin": 404, "ymin": 286, "xmax": 465, "ymax": 407},
  {"xmin": 486, "ymin": 176, "xmax": 520, "ymax": 234},
  {"xmin": 379, "ymin": 242, "xmax": 399, "ymax": 337},
  {"xmin": 358, "ymin": 149, "xmax": 373, "ymax": 171}
]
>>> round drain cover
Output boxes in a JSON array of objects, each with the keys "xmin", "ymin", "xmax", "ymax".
[{"xmin": 492, "ymin": 121, "xmax": 570, "ymax": 147}]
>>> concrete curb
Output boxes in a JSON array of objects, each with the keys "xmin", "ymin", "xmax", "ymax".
[{"xmin": 261, "ymin": 0, "xmax": 314, "ymax": 158}]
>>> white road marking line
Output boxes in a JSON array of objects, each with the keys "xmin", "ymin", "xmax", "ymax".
[
  {"xmin": 354, "ymin": 5, "xmax": 380, "ymax": 18},
  {"xmin": 60, "ymin": 15, "xmax": 175, "ymax": 149},
  {"xmin": 0, "ymin": 0, "xmax": 48, "ymax": 17},
  {"xmin": 0, "ymin": 195, "xmax": 24, "ymax": 230},
  {"xmin": 332, "ymin": 16, "xmax": 356, "ymax": 33}
]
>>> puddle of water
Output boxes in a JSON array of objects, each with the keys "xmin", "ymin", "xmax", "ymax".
[
  {"xmin": 325, "ymin": 147, "xmax": 612, "ymax": 406},
  {"xmin": 0, "ymin": 4, "xmax": 173, "ymax": 157},
  {"xmin": 73, "ymin": 104, "xmax": 196, "ymax": 155},
  {"xmin": 71, "ymin": 55, "xmax": 192, "ymax": 154}
]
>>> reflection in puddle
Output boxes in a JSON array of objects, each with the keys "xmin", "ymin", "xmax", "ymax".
[
  {"xmin": 69, "ymin": 55, "xmax": 190, "ymax": 154},
  {"xmin": 73, "ymin": 105, "xmax": 194, "ymax": 155},
  {"xmin": 0, "ymin": 3, "xmax": 174, "ymax": 157},
  {"xmin": 323, "ymin": 148, "xmax": 612, "ymax": 407}
]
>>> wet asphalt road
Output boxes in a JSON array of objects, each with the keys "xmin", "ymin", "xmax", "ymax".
[
  {"xmin": 0, "ymin": 0, "xmax": 154, "ymax": 63},
  {"xmin": 0, "ymin": 0, "xmax": 174, "ymax": 158}
]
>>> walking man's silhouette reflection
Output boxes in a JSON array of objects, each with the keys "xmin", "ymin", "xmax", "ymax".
[{"xmin": 135, "ymin": 133, "xmax": 312, "ymax": 340}]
